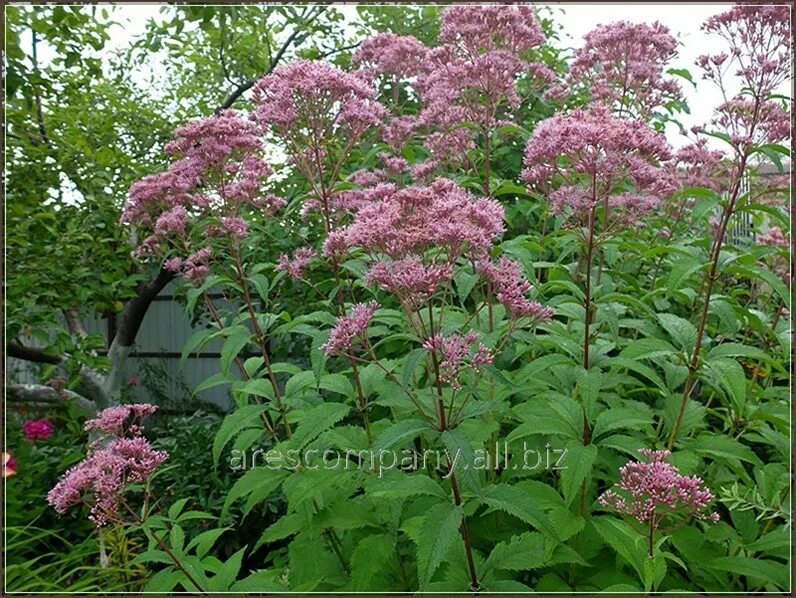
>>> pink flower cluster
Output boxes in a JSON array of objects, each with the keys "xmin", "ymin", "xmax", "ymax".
[
  {"xmin": 599, "ymin": 449, "xmax": 719, "ymax": 526},
  {"xmin": 423, "ymin": 332, "xmax": 494, "ymax": 390},
  {"xmin": 478, "ymin": 257, "xmax": 555, "ymax": 323},
  {"xmin": 123, "ymin": 110, "xmax": 268, "ymax": 227},
  {"xmin": 439, "ymin": 5, "xmax": 545, "ymax": 55},
  {"xmin": 711, "ymin": 98, "xmax": 789, "ymax": 150},
  {"xmin": 321, "ymin": 301, "xmax": 380, "ymax": 356},
  {"xmin": 410, "ymin": 6, "xmax": 549, "ymax": 163},
  {"xmin": 365, "ymin": 258, "xmax": 453, "ymax": 309},
  {"xmin": 276, "ymin": 247, "xmax": 316, "ymax": 281},
  {"xmin": 354, "ymin": 33, "xmax": 428, "ymax": 79},
  {"xmin": 251, "ymin": 60, "xmax": 388, "ymax": 221},
  {"xmin": 697, "ymin": 6, "xmax": 790, "ymax": 153},
  {"xmin": 47, "ymin": 404, "xmax": 167, "ymax": 527},
  {"xmin": 122, "ymin": 110, "xmax": 283, "ymax": 281},
  {"xmin": 671, "ymin": 141, "xmax": 727, "ymax": 192},
  {"xmin": 164, "ymin": 246, "xmax": 213, "ymax": 283},
  {"xmin": 523, "ymin": 104, "xmax": 674, "ymax": 225},
  {"xmin": 84, "ymin": 403, "xmax": 158, "ymax": 437},
  {"xmin": 22, "ymin": 418, "xmax": 54, "ymax": 442},
  {"xmin": 759, "ymin": 226, "xmax": 788, "ymax": 247},
  {"xmin": 567, "ymin": 21, "xmax": 681, "ymax": 116},
  {"xmin": 253, "ymin": 59, "xmax": 386, "ymax": 144},
  {"xmin": 325, "ymin": 178, "xmax": 504, "ymax": 259}
]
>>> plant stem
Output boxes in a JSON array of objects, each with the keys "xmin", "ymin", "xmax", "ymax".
[
  {"xmin": 581, "ymin": 205, "xmax": 596, "ymax": 447},
  {"xmin": 667, "ymin": 151, "xmax": 751, "ymax": 450},
  {"xmin": 426, "ymin": 306, "xmax": 479, "ymax": 592},
  {"xmin": 124, "ymin": 505, "xmax": 206, "ymax": 594}
]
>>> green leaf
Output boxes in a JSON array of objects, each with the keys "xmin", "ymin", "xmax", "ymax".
[
  {"xmin": 403, "ymin": 348, "xmax": 427, "ymax": 388},
  {"xmin": 667, "ymin": 67, "xmax": 696, "ymax": 88},
  {"xmin": 289, "ymin": 403, "xmax": 350, "ymax": 450},
  {"xmin": 169, "ymin": 524, "xmax": 185, "ymax": 552},
  {"xmin": 441, "ymin": 428, "xmax": 481, "ymax": 496},
  {"xmin": 285, "ymin": 370, "xmax": 316, "ymax": 397},
  {"xmin": 480, "ymin": 484, "xmax": 559, "ymax": 541},
  {"xmin": 559, "ymin": 442, "xmax": 598, "ymax": 507},
  {"xmin": 485, "ymin": 532, "xmax": 547, "ymax": 572},
  {"xmin": 180, "ymin": 327, "xmax": 217, "ymax": 364},
  {"xmin": 239, "ymin": 378, "xmax": 275, "ymax": 401},
  {"xmin": 185, "ymin": 527, "xmax": 230, "ymax": 559},
  {"xmin": 593, "ymin": 409, "xmax": 653, "ymax": 441},
  {"xmin": 656, "ymin": 313, "xmax": 697, "ymax": 350},
  {"xmin": 507, "ymin": 408, "xmax": 578, "ymax": 441},
  {"xmin": 416, "ymin": 502, "xmax": 463, "ymax": 589},
  {"xmin": 704, "ymin": 357, "xmax": 747, "ymax": 414},
  {"xmin": 193, "ymin": 372, "xmax": 237, "ymax": 396},
  {"xmin": 592, "ymin": 516, "xmax": 645, "ymax": 581},
  {"xmin": 686, "ymin": 434, "xmax": 762, "ymax": 466},
  {"xmin": 220, "ymin": 326, "xmax": 252, "ymax": 374},
  {"xmin": 222, "ymin": 468, "xmax": 288, "ymax": 518},
  {"xmin": 666, "ymin": 258, "xmax": 703, "ymax": 298},
  {"xmin": 212, "ymin": 404, "xmax": 269, "ymax": 466},
  {"xmin": 373, "ymin": 419, "xmax": 431, "ymax": 451},
  {"xmin": 168, "ymin": 498, "xmax": 189, "ymax": 520},
  {"xmin": 706, "ymin": 556, "xmax": 788, "ymax": 590},
  {"xmin": 319, "ymin": 373, "xmax": 354, "ymax": 397},
  {"xmin": 367, "ymin": 474, "xmax": 447, "ymax": 500},
  {"xmin": 230, "ymin": 571, "xmax": 285, "ymax": 592},
  {"xmin": 255, "ymin": 514, "xmax": 303, "ymax": 549},
  {"xmin": 706, "ymin": 342, "xmax": 772, "ymax": 363},
  {"xmin": 143, "ymin": 568, "xmax": 182, "ymax": 592},
  {"xmin": 351, "ymin": 533, "xmax": 396, "ymax": 590},
  {"xmin": 619, "ymin": 338, "xmax": 676, "ymax": 361},
  {"xmin": 210, "ymin": 548, "xmax": 245, "ymax": 591}
]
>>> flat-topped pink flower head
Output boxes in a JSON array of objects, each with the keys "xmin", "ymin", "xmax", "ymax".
[
  {"xmin": 329, "ymin": 178, "xmax": 504, "ymax": 259},
  {"xmin": 439, "ymin": 5, "xmax": 545, "ymax": 56},
  {"xmin": 523, "ymin": 104, "xmax": 673, "ymax": 225},
  {"xmin": 353, "ymin": 33, "xmax": 428, "ymax": 79},
  {"xmin": 599, "ymin": 449, "xmax": 719, "ymax": 526},
  {"xmin": 569, "ymin": 21, "xmax": 681, "ymax": 117}
]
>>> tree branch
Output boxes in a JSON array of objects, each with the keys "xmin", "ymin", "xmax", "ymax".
[
  {"xmin": 114, "ymin": 266, "xmax": 175, "ymax": 349},
  {"xmin": 215, "ymin": 6, "xmax": 327, "ymax": 113},
  {"xmin": 7, "ymin": 341, "xmax": 62, "ymax": 365},
  {"xmin": 8, "ymin": 383, "xmax": 96, "ymax": 410},
  {"xmin": 64, "ymin": 307, "xmax": 89, "ymax": 338}
]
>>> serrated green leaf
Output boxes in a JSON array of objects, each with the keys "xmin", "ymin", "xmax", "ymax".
[
  {"xmin": 559, "ymin": 442, "xmax": 598, "ymax": 507},
  {"xmin": 351, "ymin": 533, "xmax": 396, "ymax": 590},
  {"xmin": 480, "ymin": 484, "xmax": 559, "ymax": 541},
  {"xmin": 373, "ymin": 419, "xmax": 430, "ymax": 451},
  {"xmin": 289, "ymin": 403, "xmax": 350, "ymax": 450},
  {"xmin": 212, "ymin": 404, "xmax": 269, "ymax": 466},
  {"xmin": 416, "ymin": 502, "xmax": 463, "ymax": 589}
]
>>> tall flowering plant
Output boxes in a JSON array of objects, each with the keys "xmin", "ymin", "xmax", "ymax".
[
  {"xmin": 96, "ymin": 5, "xmax": 789, "ymax": 593},
  {"xmin": 666, "ymin": 5, "xmax": 791, "ymax": 449},
  {"xmin": 320, "ymin": 177, "xmax": 553, "ymax": 590},
  {"xmin": 122, "ymin": 109, "xmax": 291, "ymax": 438},
  {"xmin": 523, "ymin": 104, "xmax": 674, "ymax": 372}
]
